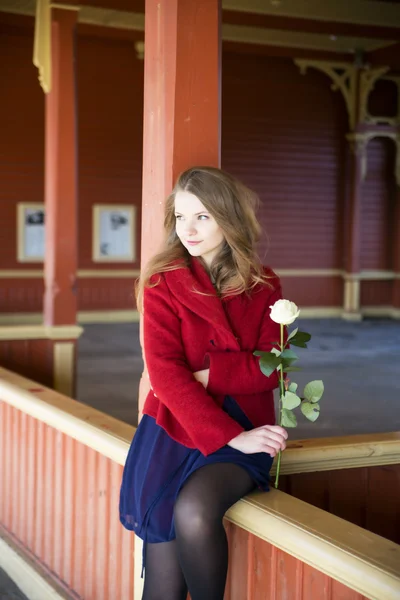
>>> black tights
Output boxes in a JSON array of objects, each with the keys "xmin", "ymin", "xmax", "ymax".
[{"xmin": 142, "ymin": 462, "xmax": 255, "ymax": 600}]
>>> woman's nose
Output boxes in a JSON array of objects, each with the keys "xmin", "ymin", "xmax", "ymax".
[{"xmin": 183, "ymin": 222, "xmax": 197, "ymax": 235}]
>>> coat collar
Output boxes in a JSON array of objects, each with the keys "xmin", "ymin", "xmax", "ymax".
[{"xmin": 165, "ymin": 258, "xmax": 240, "ymax": 344}]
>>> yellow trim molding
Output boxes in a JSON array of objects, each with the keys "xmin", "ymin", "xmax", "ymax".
[
  {"xmin": 77, "ymin": 310, "xmax": 140, "ymax": 323},
  {"xmin": 0, "ymin": 270, "xmax": 43, "ymax": 278},
  {"xmin": 53, "ymin": 342, "xmax": 74, "ymax": 397},
  {"xmin": 1, "ymin": 268, "xmax": 397, "ymax": 280},
  {"xmin": 78, "ymin": 269, "xmax": 140, "ymax": 278},
  {"xmin": 343, "ymin": 278, "xmax": 361, "ymax": 318},
  {"xmin": 0, "ymin": 325, "xmax": 83, "ymax": 341},
  {"xmin": 33, "ymin": 0, "xmax": 51, "ymax": 93},
  {"xmin": 298, "ymin": 307, "xmax": 343, "ymax": 318},
  {"xmin": 0, "ymin": 269, "xmax": 139, "ymax": 278},
  {"xmin": 2, "ymin": 306, "xmax": 400, "ymax": 325},
  {"xmin": 277, "ymin": 268, "xmax": 344, "ymax": 277},
  {"xmin": 0, "ymin": 311, "xmax": 140, "ymax": 325}
]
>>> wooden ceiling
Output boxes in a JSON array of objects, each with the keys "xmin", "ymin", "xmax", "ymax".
[{"xmin": 1, "ymin": 0, "xmax": 399, "ymax": 66}]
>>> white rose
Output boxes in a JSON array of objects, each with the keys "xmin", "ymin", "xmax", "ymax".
[{"xmin": 269, "ymin": 299, "xmax": 300, "ymax": 325}]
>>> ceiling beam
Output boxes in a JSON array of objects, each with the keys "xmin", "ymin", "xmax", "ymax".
[
  {"xmin": 222, "ymin": 11, "xmax": 400, "ymax": 42},
  {"xmin": 223, "ymin": 0, "xmax": 400, "ymax": 29}
]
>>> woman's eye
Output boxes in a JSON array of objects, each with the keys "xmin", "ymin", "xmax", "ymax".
[
  {"xmin": 175, "ymin": 215, "xmax": 183, "ymax": 220},
  {"xmin": 198, "ymin": 215, "xmax": 209, "ymax": 220}
]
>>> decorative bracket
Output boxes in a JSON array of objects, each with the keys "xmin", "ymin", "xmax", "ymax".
[
  {"xmin": 33, "ymin": 0, "xmax": 52, "ymax": 93},
  {"xmin": 295, "ymin": 59, "xmax": 357, "ymax": 130}
]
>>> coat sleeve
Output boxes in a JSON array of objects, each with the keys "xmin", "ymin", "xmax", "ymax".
[
  {"xmin": 143, "ymin": 275, "xmax": 244, "ymax": 456},
  {"xmin": 205, "ymin": 285, "xmax": 283, "ymax": 396}
]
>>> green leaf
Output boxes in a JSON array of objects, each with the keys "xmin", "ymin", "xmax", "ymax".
[
  {"xmin": 283, "ymin": 366, "xmax": 302, "ymax": 372},
  {"xmin": 282, "ymin": 391, "xmax": 301, "ymax": 410},
  {"xmin": 258, "ymin": 353, "xmax": 282, "ymax": 377},
  {"xmin": 287, "ymin": 327, "xmax": 298, "ymax": 342},
  {"xmin": 301, "ymin": 402, "xmax": 320, "ymax": 422},
  {"xmin": 281, "ymin": 408, "xmax": 297, "ymax": 427},
  {"xmin": 289, "ymin": 331, "xmax": 312, "ymax": 348},
  {"xmin": 270, "ymin": 347, "xmax": 281, "ymax": 357},
  {"xmin": 280, "ymin": 349, "xmax": 298, "ymax": 361},
  {"xmin": 288, "ymin": 382, "xmax": 298, "ymax": 393},
  {"xmin": 303, "ymin": 380, "xmax": 324, "ymax": 403}
]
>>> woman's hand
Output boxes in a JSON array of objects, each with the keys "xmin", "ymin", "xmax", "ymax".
[
  {"xmin": 193, "ymin": 369, "xmax": 210, "ymax": 388},
  {"xmin": 227, "ymin": 425, "xmax": 288, "ymax": 456}
]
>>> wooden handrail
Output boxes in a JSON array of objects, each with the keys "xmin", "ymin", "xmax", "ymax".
[{"xmin": 1, "ymin": 367, "xmax": 399, "ymax": 474}]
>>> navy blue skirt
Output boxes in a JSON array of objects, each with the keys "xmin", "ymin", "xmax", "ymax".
[{"xmin": 120, "ymin": 395, "xmax": 273, "ymax": 545}]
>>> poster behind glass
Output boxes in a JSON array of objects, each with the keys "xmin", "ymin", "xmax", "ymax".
[
  {"xmin": 18, "ymin": 204, "xmax": 45, "ymax": 261},
  {"xmin": 94, "ymin": 206, "xmax": 135, "ymax": 261}
]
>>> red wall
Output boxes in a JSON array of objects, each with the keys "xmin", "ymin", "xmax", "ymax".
[
  {"xmin": 222, "ymin": 53, "xmax": 347, "ymax": 306},
  {"xmin": 0, "ymin": 14, "xmax": 396, "ymax": 316}
]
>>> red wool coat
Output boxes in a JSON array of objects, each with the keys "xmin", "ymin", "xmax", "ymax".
[{"xmin": 142, "ymin": 258, "xmax": 283, "ymax": 456}]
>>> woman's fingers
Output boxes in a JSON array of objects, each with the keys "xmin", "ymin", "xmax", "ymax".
[{"xmin": 263, "ymin": 425, "xmax": 288, "ymax": 439}]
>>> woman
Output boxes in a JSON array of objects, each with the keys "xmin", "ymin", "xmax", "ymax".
[{"xmin": 120, "ymin": 167, "xmax": 288, "ymax": 600}]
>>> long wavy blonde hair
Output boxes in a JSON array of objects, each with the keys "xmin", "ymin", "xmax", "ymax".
[{"xmin": 136, "ymin": 166, "xmax": 272, "ymax": 310}]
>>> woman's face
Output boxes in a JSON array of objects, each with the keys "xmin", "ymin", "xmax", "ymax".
[{"xmin": 174, "ymin": 190, "xmax": 225, "ymax": 267}]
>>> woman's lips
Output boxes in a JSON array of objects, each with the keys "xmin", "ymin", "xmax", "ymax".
[{"xmin": 187, "ymin": 241, "xmax": 202, "ymax": 246}]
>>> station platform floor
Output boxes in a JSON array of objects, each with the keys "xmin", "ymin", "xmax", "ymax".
[{"xmin": 77, "ymin": 317, "xmax": 400, "ymax": 440}]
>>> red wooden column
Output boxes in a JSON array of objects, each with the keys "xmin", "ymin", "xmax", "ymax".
[
  {"xmin": 138, "ymin": 0, "xmax": 222, "ymax": 411},
  {"xmin": 393, "ymin": 145, "xmax": 400, "ymax": 315},
  {"xmin": 44, "ymin": 8, "xmax": 78, "ymax": 326},
  {"xmin": 343, "ymin": 132, "xmax": 366, "ymax": 321},
  {"xmin": 0, "ymin": 7, "xmax": 81, "ymax": 394},
  {"xmin": 42, "ymin": 7, "xmax": 82, "ymax": 396}
]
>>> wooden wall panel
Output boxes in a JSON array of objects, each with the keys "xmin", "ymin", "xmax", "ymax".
[
  {"xmin": 0, "ymin": 22, "xmax": 44, "ymax": 271},
  {"xmin": 360, "ymin": 279, "xmax": 393, "ymax": 306},
  {"xmin": 221, "ymin": 53, "xmax": 348, "ymax": 273},
  {"xmin": 0, "ymin": 279, "xmax": 44, "ymax": 314},
  {"xmin": 0, "ymin": 402, "xmax": 135, "ymax": 600},
  {"xmin": 280, "ymin": 464, "xmax": 400, "ymax": 545},
  {"xmin": 222, "ymin": 524, "xmax": 370, "ymax": 600},
  {"xmin": 78, "ymin": 278, "xmax": 136, "ymax": 310},
  {"xmin": 0, "ymin": 278, "xmax": 136, "ymax": 314},
  {"xmin": 76, "ymin": 34, "xmax": 143, "ymax": 271},
  {"xmin": 0, "ymin": 339, "xmax": 54, "ymax": 388},
  {"xmin": 280, "ymin": 275, "xmax": 343, "ymax": 307}
]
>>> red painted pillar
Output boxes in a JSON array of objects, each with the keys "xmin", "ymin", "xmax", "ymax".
[
  {"xmin": 343, "ymin": 131, "xmax": 366, "ymax": 321},
  {"xmin": 393, "ymin": 164, "xmax": 400, "ymax": 315},
  {"xmin": 44, "ymin": 8, "xmax": 78, "ymax": 326},
  {"xmin": 41, "ymin": 7, "xmax": 81, "ymax": 397},
  {"xmin": 139, "ymin": 0, "xmax": 222, "ymax": 410},
  {"xmin": 0, "ymin": 7, "xmax": 81, "ymax": 394}
]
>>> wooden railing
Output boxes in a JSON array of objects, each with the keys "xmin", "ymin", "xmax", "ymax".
[
  {"xmin": 274, "ymin": 432, "xmax": 400, "ymax": 545},
  {"xmin": 0, "ymin": 366, "xmax": 399, "ymax": 600}
]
